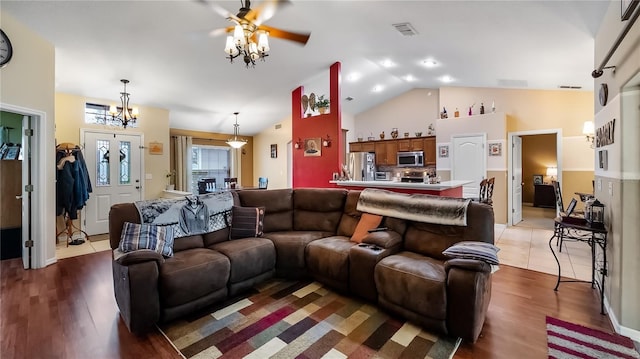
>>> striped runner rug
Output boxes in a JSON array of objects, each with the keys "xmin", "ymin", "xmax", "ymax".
[
  {"xmin": 546, "ymin": 316, "xmax": 640, "ymax": 359},
  {"xmin": 159, "ymin": 280, "xmax": 461, "ymax": 359}
]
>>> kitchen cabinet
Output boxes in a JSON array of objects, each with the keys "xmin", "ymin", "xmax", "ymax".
[
  {"xmin": 374, "ymin": 141, "xmax": 397, "ymax": 166},
  {"xmin": 350, "ymin": 137, "xmax": 435, "ymax": 167},
  {"xmin": 397, "ymin": 138, "xmax": 425, "ymax": 152},
  {"xmin": 349, "ymin": 141, "xmax": 374, "ymax": 152},
  {"xmin": 424, "ymin": 137, "xmax": 436, "ymax": 165}
]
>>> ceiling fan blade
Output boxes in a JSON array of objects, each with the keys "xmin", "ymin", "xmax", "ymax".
[
  {"xmin": 198, "ymin": 0, "xmax": 241, "ymax": 22},
  {"xmin": 209, "ymin": 25, "xmax": 234, "ymax": 37},
  {"xmin": 246, "ymin": 0, "xmax": 291, "ymax": 25},
  {"xmin": 259, "ymin": 24, "xmax": 310, "ymax": 45}
]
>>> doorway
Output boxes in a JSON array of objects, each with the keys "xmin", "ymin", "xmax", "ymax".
[{"xmin": 508, "ymin": 129, "xmax": 562, "ymax": 226}]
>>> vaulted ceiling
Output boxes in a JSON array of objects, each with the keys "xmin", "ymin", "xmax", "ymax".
[{"xmin": 2, "ymin": 1, "xmax": 608, "ymax": 135}]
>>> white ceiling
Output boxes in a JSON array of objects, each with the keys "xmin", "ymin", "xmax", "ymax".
[{"xmin": 2, "ymin": 1, "xmax": 608, "ymax": 135}]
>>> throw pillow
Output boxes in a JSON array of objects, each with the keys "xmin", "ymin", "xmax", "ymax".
[
  {"xmin": 119, "ymin": 222, "xmax": 175, "ymax": 257},
  {"xmin": 350, "ymin": 213, "xmax": 383, "ymax": 243},
  {"xmin": 442, "ymin": 241, "xmax": 500, "ymax": 265},
  {"xmin": 230, "ymin": 206, "xmax": 265, "ymax": 239}
]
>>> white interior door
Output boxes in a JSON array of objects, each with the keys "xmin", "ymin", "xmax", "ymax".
[
  {"xmin": 512, "ymin": 136, "xmax": 523, "ymax": 225},
  {"xmin": 451, "ymin": 134, "xmax": 486, "ymax": 198},
  {"xmin": 83, "ymin": 131, "xmax": 143, "ymax": 235}
]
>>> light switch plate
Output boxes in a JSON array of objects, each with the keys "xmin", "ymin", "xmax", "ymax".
[
  {"xmin": 145, "ymin": 173, "xmax": 153, "ymax": 180},
  {"xmin": 608, "ymin": 182, "xmax": 613, "ymax": 196},
  {"xmin": 597, "ymin": 178, "xmax": 602, "ymax": 191}
]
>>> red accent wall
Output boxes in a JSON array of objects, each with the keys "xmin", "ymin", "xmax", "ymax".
[{"xmin": 292, "ymin": 62, "xmax": 343, "ymax": 188}]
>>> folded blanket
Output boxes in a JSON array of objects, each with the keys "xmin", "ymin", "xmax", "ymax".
[
  {"xmin": 356, "ymin": 188, "xmax": 471, "ymax": 226},
  {"xmin": 134, "ymin": 191, "xmax": 233, "ymax": 238}
]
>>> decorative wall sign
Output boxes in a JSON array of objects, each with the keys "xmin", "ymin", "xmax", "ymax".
[
  {"xmin": 595, "ymin": 118, "xmax": 615, "ymax": 148},
  {"xmin": 148, "ymin": 141, "xmax": 163, "ymax": 155},
  {"xmin": 488, "ymin": 142, "xmax": 502, "ymax": 156},
  {"xmin": 270, "ymin": 144, "xmax": 277, "ymax": 158},
  {"xmin": 304, "ymin": 138, "xmax": 321, "ymax": 157},
  {"xmin": 438, "ymin": 145, "xmax": 449, "ymax": 158}
]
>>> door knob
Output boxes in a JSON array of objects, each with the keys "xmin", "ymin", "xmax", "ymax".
[
  {"xmin": 135, "ymin": 186, "xmax": 141, "ymax": 190},
  {"xmin": 15, "ymin": 195, "xmax": 22, "ymax": 200}
]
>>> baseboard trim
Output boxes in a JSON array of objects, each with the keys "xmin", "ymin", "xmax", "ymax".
[{"xmin": 605, "ymin": 295, "xmax": 640, "ymax": 342}]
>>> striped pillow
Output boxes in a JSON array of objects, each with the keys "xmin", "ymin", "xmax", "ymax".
[
  {"xmin": 442, "ymin": 241, "xmax": 500, "ymax": 265},
  {"xmin": 119, "ymin": 222, "xmax": 175, "ymax": 257},
  {"xmin": 230, "ymin": 206, "xmax": 265, "ymax": 239}
]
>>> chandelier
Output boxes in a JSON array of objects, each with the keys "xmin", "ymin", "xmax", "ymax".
[
  {"xmin": 226, "ymin": 112, "xmax": 248, "ymax": 148},
  {"xmin": 109, "ymin": 79, "xmax": 139, "ymax": 129},
  {"xmin": 224, "ymin": 22, "xmax": 270, "ymax": 68}
]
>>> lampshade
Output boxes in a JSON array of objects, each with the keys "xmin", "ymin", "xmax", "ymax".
[
  {"xmin": 583, "ymin": 121, "xmax": 595, "ymax": 135},
  {"xmin": 226, "ymin": 112, "xmax": 247, "ymax": 149},
  {"xmin": 257, "ymin": 32, "xmax": 270, "ymax": 52},
  {"xmin": 233, "ymin": 25, "xmax": 246, "ymax": 45},
  {"xmin": 546, "ymin": 167, "xmax": 558, "ymax": 176}
]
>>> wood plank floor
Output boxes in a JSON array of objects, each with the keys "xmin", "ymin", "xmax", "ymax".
[{"xmin": 1, "ymin": 251, "xmax": 614, "ymax": 359}]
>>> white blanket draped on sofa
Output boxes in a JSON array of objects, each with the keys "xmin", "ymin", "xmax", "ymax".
[
  {"xmin": 134, "ymin": 191, "xmax": 233, "ymax": 238},
  {"xmin": 356, "ymin": 188, "xmax": 471, "ymax": 226}
]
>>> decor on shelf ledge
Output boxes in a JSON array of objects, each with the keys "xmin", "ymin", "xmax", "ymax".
[
  {"xmin": 108, "ymin": 79, "xmax": 139, "ymax": 129},
  {"xmin": 226, "ymin": 112, "xmax": 247, "ymax": 149},
  {"xmin": 314, "ymin": 94, "xmax": 329, "ymax": 114},
  {"xmin": 391, "ymin": 128, "xmax": 399, "ymax": 138}
]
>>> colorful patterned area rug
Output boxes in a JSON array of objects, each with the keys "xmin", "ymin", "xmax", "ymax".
[
  {"xmin": 546, "ymin": 316, "xmax": 640, "ymax": 359},
  {"xmin": 159, "ymin": 280, "xmax": 461, "ymax": 359}
]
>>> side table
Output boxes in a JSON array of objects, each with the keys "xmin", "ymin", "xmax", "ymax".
[{"xmin": 548, "ymin": 217, "xmax": 608, "ymax": 314}]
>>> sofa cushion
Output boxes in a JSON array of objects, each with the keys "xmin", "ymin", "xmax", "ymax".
[
  {"xmin": 305, "ymin": 236, "xmax": 356, "ymax": 284},
  {"xmin": 159, "ymin": 248, "xmax": 230, "ymax": 308},
  {"xmin": 172, "ymin": 234, "xmax": 204, "ymax": 253},
  {"xmin": 375, "ymin": 252, "xmax": 447, "ymax": 320},
  {"xmin": 237, "ymin": 189, "xmax": 293, "ymax": 232},
  {"xmin": 119, "ymin": 222, "xmax": 175, "ymax": 257},
  {"xmin": 263, "ymin": 231, "xmax": 331, "ymax": 270},
  {"xmin": 210, "ymin": 238, "xmax": 275, "ymax": 283},
  {"xmin": 337, "ymin": 190, "xmax": 363, "ymax": 237},
  {"xmin": 230, "ymin": 206, "xmax": 265, "ymax": 239},
  {"xmin": 350, "ymin": 213, "xmax": 383, "ymax": 243},
  {"xmin": 443, "ymin": 241, "xmax": 500, "ymax": 265},
  {"xmin": 293, "ymin": 189, "xmax": 347, "ymax": 232}
]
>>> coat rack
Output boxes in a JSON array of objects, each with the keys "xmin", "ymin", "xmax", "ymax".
[{"xmin": 56, "ymin": 142, "xmax": 90, "ymax": 246}]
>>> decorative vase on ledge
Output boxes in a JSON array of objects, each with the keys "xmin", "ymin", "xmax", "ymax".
[{"xmin": 318, "ymin": 107, "xmax": 327, "ymax": 114}]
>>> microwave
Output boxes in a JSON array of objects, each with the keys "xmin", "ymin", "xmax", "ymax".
[{"xmin": 397, "ymin": 151, "xmax": 424, "ymax": 167}]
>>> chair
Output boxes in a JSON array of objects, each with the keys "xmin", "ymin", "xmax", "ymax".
[
  {"xmin": 470, "ymin": 178, "xmax": 488, "ymax": 203},
  {"xmin": 223, "ymin": 177, "xmax": 238, "ymax": 189},
  {"xmin": 258, "ymin": 177, "xmax": 268, "ymax": 189},
  {"xmin": 552, "ymin": 181, "xmax": 564, "ymax": 213},
  {"xmin": 481, "ymin": 177, "xmax": 495, "ymax": 206},
  {"xmin": 197, "ymin": 178, "xmax": 216, "ymax": 194}
]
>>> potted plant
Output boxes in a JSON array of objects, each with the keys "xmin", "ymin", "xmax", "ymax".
[
  {"xmin": 166, "ymin": 170, "xmax": 176, "ymax": 190},
  {"xmin": 314, "ymin": 95, "xmax": 330, "ymax": 114}
]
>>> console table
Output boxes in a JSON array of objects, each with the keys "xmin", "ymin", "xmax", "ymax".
[
  {"xmin": 548, "ymin": 217, "xmax": 608, "ymax": 314},
  {"xmin": 534, "ymin": 184, "xmax": 556, "ymax": 208}
]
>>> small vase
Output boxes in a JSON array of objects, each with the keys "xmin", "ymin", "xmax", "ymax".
[
  {"xmin": 380, "ymin": 131, "xmax": 385, "ymax": 139},
  {"xmin": 318, "ymin": 107, "xmax": 327, "ymax": 114}
]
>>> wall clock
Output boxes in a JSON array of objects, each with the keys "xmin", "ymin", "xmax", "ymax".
[
  {"xmin": 599, "ymin": 83, "xmax": 608, "ymax": 106},
  {"xmin": 0, "ymin": 29, "xmax": 13, "ymax": 68}
]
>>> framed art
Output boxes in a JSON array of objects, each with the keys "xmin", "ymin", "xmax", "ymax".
[
  {"xmin": 533, "ymin": 174, "xmax": 543, "ymax": 185},
  {"xmin": 148, "ymin": 141, "xmax": 163, "ymax": 155},
  {"xmin": 270, "ymin": 144, "xmax": 277, "ymax": 158},
  {"xmin": 2, "ymin": 145, "xmax": 20, "ymax": 160},
  {"xmin": 304, "ymin": 138, "xmax": 321, "ymax": 157},
  {"xmin": 438, "ymin": 145, "xmax": 449, "ymax": 158},
  {"xmin": 622, "ymin": 0, "xmax": 639, "ymax": 20},
  {"xmin": 599, "ymin": 150, "xmax": 608, "ymax": 170},
  {"xmin": 488, "ymin": 142, "xmax": 502, "ymax": 156}
]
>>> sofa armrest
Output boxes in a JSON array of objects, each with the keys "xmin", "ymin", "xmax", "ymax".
[
  {"xmin": 113, "ymin": 249, "xmax": 165, "ymax": 266},
  {"xmin": 362, "ymin": 230, "xmax": 403, "ymax": 249},
  {"xmin": 112, "ymin": 257, "xmax": 161, "ymax": 334},
  {"xmin": 444, "ymin": 258, "xmax": 491, "ymax": 273},
  {"xmin": 445, "ymin": 260, "xmax": 492, "ymax": 342}
]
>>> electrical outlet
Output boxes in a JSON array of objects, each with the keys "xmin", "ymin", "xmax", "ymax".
[
  {"xmin": 145, "ymin": 173, "xmax": 153, "ymax": 180},
  {"xmin": 608, "ymin": 182, "xmax": 613, "ymax": 196},
  {"xmin": 597, "ymin": 178, "xmax": 602, "ymax": 191}
]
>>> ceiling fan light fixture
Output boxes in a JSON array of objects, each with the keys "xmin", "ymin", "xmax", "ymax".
[
  {"xmin": 225, "ymin": 36, "xmax": 239, "ymax": 55},
  {"xmin": 249, "ymin": 42, "xmax": 260, "ymax": 60},
  {"xmin": 257, "ymin": 31, "xmax": 270, "ymax": 52},
  {"xmin": 233, "ymin": 24, "xmax": 246, "ymax": 45}
]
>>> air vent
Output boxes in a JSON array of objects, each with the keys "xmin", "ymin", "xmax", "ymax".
[
  {"xmin": 275, "ymin": 124, "xmax": 282, "ymax": 130},
  {"xmin": 345, "ymin": 96, "xmax": 354, "ymax": 102},
  {"xmin": 558, "ymin": 85, "xmax": 583, "ymax": 89},
  {"xmin": 392, "ymin": 22, "xmax": 418, "ymax": 36},
  {"xmin": 497, "ymin": 79, "xmax": 528, "ymax": 88}
]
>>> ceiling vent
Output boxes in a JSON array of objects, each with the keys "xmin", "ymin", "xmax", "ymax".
[
  {"xmin": 558, "ymin": 85, "xmax": 583, "ymax": 89},
  {"xmin": 345, "ymin": 96, "xmax": 354, "ymax": 102},
  {"xmin": 392, "ymin": 23, "xmax": 418, "ymax": 36}
]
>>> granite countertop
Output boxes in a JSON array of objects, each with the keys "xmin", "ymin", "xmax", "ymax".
[{"xmin": 330, "ymin": 180, "xmax": 472, "ymax": 191}]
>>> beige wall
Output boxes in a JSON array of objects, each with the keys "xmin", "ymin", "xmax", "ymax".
[
  {"xmin": 252, "ymin": 117, "xmax": 292, "ymax": 189},
  {"xmin": 56, "ymin": 93, "xmax": 170, "ymax": 200},
  {"xmin": 0, "ymin": 13, "xmax": 57, "ymax": 267},
  {"xmin": 593, "ymin": 1, "xmax": 640, "ymax": 337},
  {"xmin": 522, "ymin": 134, "xmax": 557, "ymax": 203}
]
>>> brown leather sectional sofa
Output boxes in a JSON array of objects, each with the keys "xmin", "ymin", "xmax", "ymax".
[{"xmin": 108, "ymin": 188, "xmax": 495, "ymax": 342}]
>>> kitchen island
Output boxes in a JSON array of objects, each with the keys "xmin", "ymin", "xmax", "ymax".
[{"xmin": 329, "ymin": 180, "xmax": 472, "ymax": 198}]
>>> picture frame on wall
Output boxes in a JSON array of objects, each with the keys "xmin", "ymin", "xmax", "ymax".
[
  {"xmin": 438, "ymin": 145, "xmax": 449, "ymax": 158},
  {"xmin": 148, "ymin": 141, "xmax": 163, "ymax": 155},
  {"xmin": 488, "ymin": 142, "xmax": 502, "ymax": 156},
  {"xmin": 270, "ymin": 144, "xmax": 277, "ymax": 158},
  {"xmin": 533, "ymin": 174, "xmax": 543, "ymax": 185},
  {"xmin": 2, "ymin": 145, "xmax": 20, "ymax": 160},
  {"xmin": 621, "ymin": 0, "xmax": 639, "ymax": 20},
  {"xmin": 304, "ymin": 138, "xmax": 321, "ymax": 157},
  {"xmin": 599, "ymin": 150, "xmax": 608, "ymax": 170}
]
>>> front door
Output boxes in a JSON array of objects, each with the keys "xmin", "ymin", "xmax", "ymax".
[
  {"xmin": 451, "ymin": 134, "xmax": 486, "ymax": 199},
  {"xmin": 512, "ymin": 136, "xmax": 523, "ymax": 225},
  {"xmin": 83, "ymin": 130, "xmax": 143, "ymax": 235}
]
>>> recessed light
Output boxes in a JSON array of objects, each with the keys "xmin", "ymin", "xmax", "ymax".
[
  {"xmin": 347, "ymin": 73, "xmax": 361, "ymax": 82},
  {"xmin": 439, "ymin": 75, "xmax": 454, "ymax": 83},
  {"xmin": 403, "ymin": 75, "xmax": 416, "ymax": 82},
  {"xmin": 372, "ymin": 85, "xmax": 384, "ymax": 92},
  {"xmin": 422, "ymin": 59, "xmax": 438, "ymax": 68},
  {"xmin": 380, "ymin": 59, "xmax": 395, "ymax": 68}
]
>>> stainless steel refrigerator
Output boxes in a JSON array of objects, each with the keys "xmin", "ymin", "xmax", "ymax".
[{"xmin": 347, "ymin": 152, "xmax": 376, "ymax": 181}]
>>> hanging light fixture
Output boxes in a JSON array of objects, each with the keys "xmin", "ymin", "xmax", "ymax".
[
  {"xmin": 108, "ymin": 79, "xmax": 139, "ymax": 129},
  {"xmin": 226, "ymin": 112, "xmax": 248, "ymax": 149},
  {"xmin": 224, "ymin": 21, "xmax": 270, "ymax": 68}
]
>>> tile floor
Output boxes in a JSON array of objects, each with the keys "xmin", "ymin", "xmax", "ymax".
[{"xmin": 55, "ymin": 205, "xmax": 591, "ymax": 281}]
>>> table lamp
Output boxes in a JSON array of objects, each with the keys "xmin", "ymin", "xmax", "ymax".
[{"xmin": 546, "ymin": 167, "xmax": 558, "ymax": 182}]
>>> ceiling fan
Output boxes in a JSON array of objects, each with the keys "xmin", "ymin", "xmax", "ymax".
[{"xmin": 201, "ymin": 0, "xmax": 311, "ymax": 67}]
